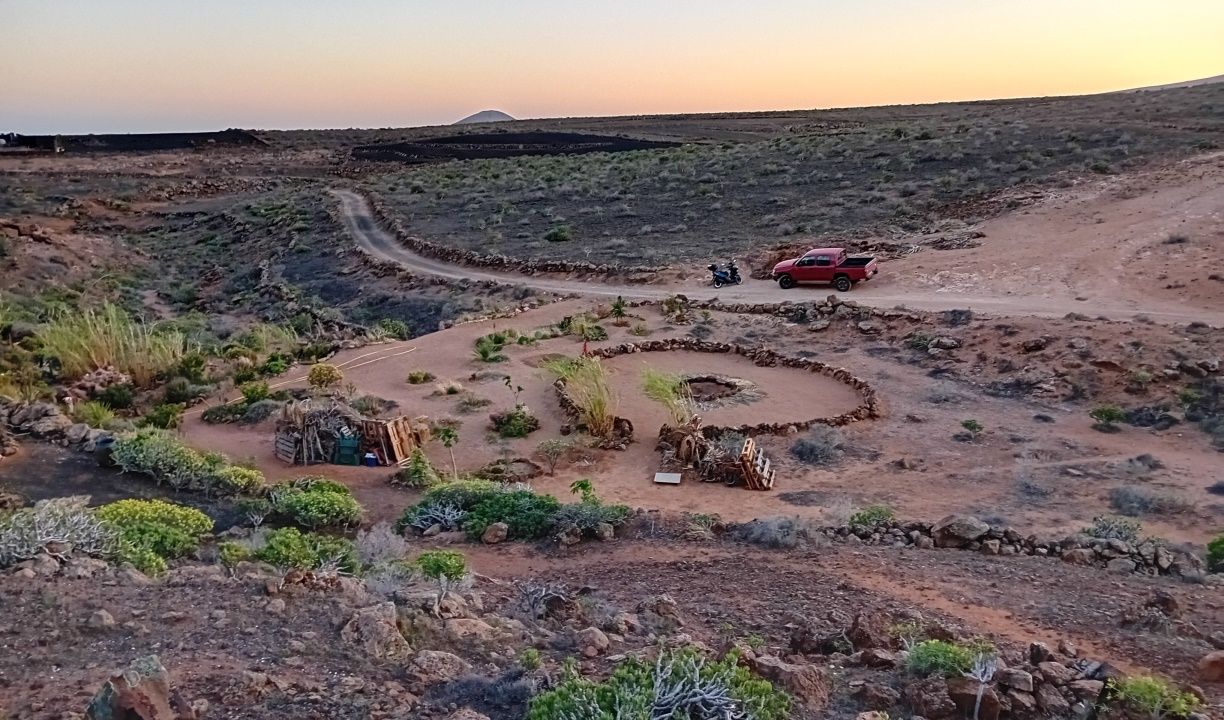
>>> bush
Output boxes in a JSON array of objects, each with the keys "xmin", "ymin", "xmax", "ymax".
[
  {"xmin": 789, "ymin": 426, "xmax": 844, "ymax": 466},
  {"xmin": 355, "ymin": 522, "xmax": 410, "ymax": 566},
  {"xmin": 417, "ymin": 549, "xmax": 467, "ymax": 599},
  {"xmin": 218, "ymin": 541, "xmax": 251, "ymax": 569},
  {"xmin": 376, "ymin": 318, "xmax": 410, "ymax": 340},
  {"xmin": 1207, "ymin": 534, "xmax": 1223, "ymax": 572},
  {"xmin": 110, "ymin": 428, "xmax": 261, "ymax": 496},
  {"xmin": 734, "ymin": 516, "xmax": 822, "ymax": 549},
  {"xmin": 418, "ymin": 479, "xmax": 503, "ymax": 511},
  {"xmin": 473, "ymin": 337, "xmax": 508, "ymax": 363},
  {"xmin": 518, "ymin": 648, "xmax": 542, "ymax": 670},
  {"xmin": 0, "ymin": 497, "xmax": 115, "ymax": 568},
  {"xmin": 74, "ymin": 400, "xmax": 115, "ymax": 428},
  {"xmin": 241, "ymin": 399, "xmax": 283, "ymax": 424},
  {"xmin": 255, "ymin": 527, "xmax": 358, "ymax": 573},
  {"xmin": 307, "ymin": 363, "xmax": 343, "ymax": 390},
  {"xmin": 536, "ymin": 438, "xmax": 574, "ymax": 475},
  {"xmin": 271, "ymin": 479, "xmax": 363, "ymax": 529},
  {"xmin": 96, "ymin": 499, "xmax": 213, "ymax": 575},
  {"xmin": 97, "ymin": 383, "xmax": 135, "ymax": 409},
  {"xmin": 544, "ymin": 225, "xmax": 573, "ymax": 242},
  {"xmin": 1109, "ymin": 486, "xmax": 1194, "ymax": 517},
  {"xmin": 1109, "ymin": 677, "xmax": 1200, "ymax": 719},
  {"xmin": 240, "ymin": 381, "xmax": 271, "ymax": 403},
  {"xmin": 642, "ymin": 368, "xmax": 695, "ymax": 425},
  {"xmin": 849, "ymin": 504, "xmax": 895, "ymax": 528},
  {"xmin": 399, "ymin": 500, "xmax": 468, "ymax": 533},
  {"xmin": 392, "ymin": 449, "xmax": 442, "ymax": 489},
  {"xmin": 553, "ymin": 501, "xmax": 631, "ymax": 535},
  {"xmin": 527, "ymin": 647, "xmax": 790, "ymax": 720},
  {"xmin": 1090, "ymin": 405, "xmax": 1126, "ymax": 431},
  {"xmin": 1083, "ymin": 515, "xmax": 1141, "ymax": 541},
  {"xmin": 163, "ymin": 377, "xmax": 208, "ymax": 405},
  {"xmin": 491, "ymin": 406, "xmax": 540, "ymax": 438},
  {"xmin": 546, "ymin": 357, "xmax": 617, "ymax": 438},
  {"xmin": 139, "ymin": 403, "xmax": 184, "ymax": 429},
  {"xmin": 212, "ymin": 466, "xmax": 266, "ymax": 495},
  {"xmin": 465, "ymin": 490, "xmax": 561, "ymax": 540},
  {"xmin": 406, "ymin": 370, "xmax": 435, "ymax": 385},
  {"xmin": 260, "ymin": 353, "xmax": 291, "ymax": 376},
  {"xmin": 37, "ymin": 303, "xmax": 188, "ymax": 387},
  {"xmin": 906, "ymin": 640, "xmax": 979, "ymax": 677},
  {"xmin": 202, "ymin": 403, "xmax": 247, "ymax": 424}
]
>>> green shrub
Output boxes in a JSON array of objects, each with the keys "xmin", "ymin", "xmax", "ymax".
[
  {"xmin": 240, "ymin": 381, "xmax": 271, "ymax": 403},
  {"xmin": 163, "ymin": 377, "xmax": 208, "ymax": 405},
  {"xmin": 527, "ymin": 647, "xmax": 790, "ymax": 720},
  {"xmin": 518, "ymin": 647, "xmax": 542, "ymax": 670},
  {"xmin": 392, "ymin": 449, "xmax": 442, "ymax": 489},
  {"xmin": 553, "ymin": 501, "xmax": 631, "ymax": 535},
  {"xmin": 201, "ymin": 403, "xmax": 247, "ymax": 424},
  {"xmin": 307, "ymin": 363, "xmax": 343, "ymax": 390},
  {"xmin": 906, "ymin": 640, "xmax": 982, "ymax": 677},
  {"xmin": 544, "ymin": 225, "xmax": 573, "ymax": 242},
  {"xmin": 491, "ymin": 406, "xmax": 540, "ymax": 438},
  {"xmin": 255, "ymin": 527, "xmax": 358, "ymax": 573},
  {"xmin": 271, "ymin": 479, "xmax": 363, "ymax": 529},
  {"xmin": 1109, "ymin": 676, "xmax": 1200, "ymax": 719},
  {"xmin": 376, "ymin": 318, "xmax": 410, "ymax": 340},
  {"xmin": 96, "ymin": 499, "xmax": 213, "ymax": 576},
  {"xmin": 177, "ymin": 352, "xmax": 208, "ymax": 384},
  {"xmin": 74, "ymin": 400, "xmax": 116, "ymax": 428},
  {"xmin": 465, "ymin": 490, "xmax": 561, "ymax": 540},
  {"xmin": 1207, "ymin": 534, "xmax": 1224, "ymax": 572},
  {"xmin": 212, "ymin": 466, "xmax": 266, "ymax": 495},
  {"xmin": 139, "ymin": 403, "xmax": 184, "ymax": 430},
  {"xmin": 37, "ymin": 303, "xmax": 188, "ymax": 387},
  {"xmin": 97, "ymin": 383, "xmax": 135, "ymax": 409},
  {"xmin": 218, "ymin": 541, "xmax": 251, "ymax": 569},
  {"xmin": 259, "ymin": 353, "xmax": 291, "ymax": 376},
  {"xmin": 849, "ymin": 504, "xmax": 895, "ymax": 528},
  {"xmin": 1090, "ymin": 405, "xmax": 1127, "ymax": 431},
  {"xmin": 473, "ymin": 337, "xmax": 508, "ymax": 363},
  {"xmin": 406, "ymin": 370, "xmax": 436, "ymax": 385},
  {"xmin": 416, "ymin": 549, "xmax": 467, "ymax": 599},
  {"xmin": 418, "ymin": 479, "xmax": 503, "ymax": 510}
]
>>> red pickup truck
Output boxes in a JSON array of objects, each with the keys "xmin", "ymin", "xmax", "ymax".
[{"xmin": 771, "ymin": 247, "xmax": 879, "ymax": 292}]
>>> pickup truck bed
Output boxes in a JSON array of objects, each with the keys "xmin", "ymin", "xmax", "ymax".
[{"xmin": 839, "ymin": 257, "xmax": 874, "ymax": 268}]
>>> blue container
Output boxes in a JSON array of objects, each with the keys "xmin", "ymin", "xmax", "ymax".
[{"xmin": 363, "ymin": 453, "xmax": 378, "ymax": 468}]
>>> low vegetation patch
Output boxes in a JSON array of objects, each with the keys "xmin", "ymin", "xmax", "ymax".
[
  {"xmin": 545, "ymin": 356, "xmax": 618, "ymax": 438},
  {"xmin": 641, "ymin": 367, "xmax": 696, "ymax": 425},
  {"xmin": 37, "ymin": 303, "xmax": 189, "ymax": 387},
  {"xmin": 527, "ymin": 647, "xmax": 790, "ymax": 720},
  {"xmin": 1108, "ymin": 676, "xmax": 1200, "ymax": 719},
  {"xmin": 906, "ymin": 639, "xmax": 993, "ymax": 677},
  {"xmin": 849, "ymin": 504, "xmax": 895, "ymax": 528},
  {"xmin": 789, "ymin": 426, "xmax": 845, "ymax": 466},
  {"xmin": 111, "ymin": 429, "xmax": 266, "ymax": 496},
  {"xmin": 1082, "ymin": 515, "xmax": 1141, "ymax": 542},
  {"xmin": 406, "ymin": 370, "xmax": 435, "ymax": 384},
  {"xmin": 269, "ymin": 476, "xmax": 364, "ymax": 529},
  {"xmin": 254, "ymin": 527, "xmax": 358, "ymax": 574},
  {"xmin": 1207, "ymin": 534, "xmax": 1223, "ymax": 572},
  {"xmin": 1108, "ymin": 485, "xmax": 1194, "ymax": 517},
  {"xmin": 95, "ymin": 499, "xmax": 213, "ymax": 576},
  {"xmin": 490, "ymin": 405, "xmax": 540, "ymax": 438},
  {"xmin": 391, "ymin": 449, "xmax": 443, "ymax": 489}
]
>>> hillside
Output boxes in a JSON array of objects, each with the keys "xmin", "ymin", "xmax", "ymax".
[{"xmin": 454, "ymin": 110, "xmax": 515, "ymax": 125}]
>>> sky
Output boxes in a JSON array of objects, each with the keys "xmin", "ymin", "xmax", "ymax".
[{"xmin": 2, "ymin": 0, "xmax": 1222, "ymax": 134}]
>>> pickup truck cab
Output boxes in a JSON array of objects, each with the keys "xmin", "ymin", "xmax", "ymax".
[{"xmin": 771, "ymin": 247, "xmax": 879, "ymax": 292}]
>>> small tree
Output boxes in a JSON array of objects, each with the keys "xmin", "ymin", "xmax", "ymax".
[
  {"xmin": 417, "ymin": 549, "xmax": 466, "ymax": 613},
  {"xmin": 307, "ymin": 363, "xmax": 343, "ymax": 390},
  {"xmin": 537, "ymin": 438, "xmax": 573, "ymax": 476},
  {"xmin": 503, "ymin": 376, "xmax": 524, "ymax": 406},
  {"xmin": 960, "ymin": 419, "xmax": 983, "ymax": 439},
  {"xmin": 569, "ymin": 478, "xmax": 597, "ymax": 504},
  {"xmin": 1090, "ymin": 405, "xmax": 1126, "ymax": 432},
  {"xmin": 436, "ymin": 426, "xmax": 459, "ymax": 479},
  {"xmin": 610, "ymin": 296, "xmax": 628, "ymax": 326}
]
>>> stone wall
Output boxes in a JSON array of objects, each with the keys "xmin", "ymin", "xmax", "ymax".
[
  {"xmin": 363, "ymin": 192, "xmax": 662, "ymax": 278},
  {"xmin": 585, "ymin": 337, "xmax": 881, "ymax": 437},
  {"xmin": 792, "ymin": 513, "xmax": 1206, "ymax": 580}
]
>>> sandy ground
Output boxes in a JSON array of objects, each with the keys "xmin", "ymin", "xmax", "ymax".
[
  {"xmin": 181, "ymin": 299, "xmax": 1223, "ymax": 548},
  {"xmin": 333, "ymin": 153, "xmax": 1224, "ymax": 325}
]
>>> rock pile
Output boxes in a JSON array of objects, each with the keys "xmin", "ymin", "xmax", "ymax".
[
  {"xmin": 1, "ymin": 400, "xmax": 112, "ymax": 453},
  {"xmin": 813, "ymin": 513, "xmax": 1206, "ymax": 579}
]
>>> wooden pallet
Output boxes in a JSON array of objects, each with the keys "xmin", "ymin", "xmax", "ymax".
[{"xmin": 738, "ymin": 437, "xmax": 776, "ymax": 490}]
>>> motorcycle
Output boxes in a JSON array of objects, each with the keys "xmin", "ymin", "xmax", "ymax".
[{"xmin": 707, "ymin": 261, "xmax": 743, "ymax": 289}]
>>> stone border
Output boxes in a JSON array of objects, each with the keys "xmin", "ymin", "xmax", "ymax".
[
  {"xmin": 784, "ymin": 515, "xmax": 1206, "ymax": 579},
  {"xmin": 583, "ymin": 338, "xmax": 880, "ymax": 437},
  {"xmin": 362, "ymin": 191, "xmax": 663, "ymax": 278}
]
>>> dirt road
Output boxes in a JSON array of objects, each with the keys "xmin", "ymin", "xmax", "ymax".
[{"xmin": 332, "ymin": 188, "xmax": 1224, "ymax": 326}]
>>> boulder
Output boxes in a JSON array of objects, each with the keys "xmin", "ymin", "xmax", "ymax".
[
  {"xmin": 1038, "ymin": 661, "xmax": 1078, "ymax": 685},
  {"xmin": 444, "ymin": 618, "xmax": 499, "ymax": 643},
  {"xmin": 637, "ymin": 594, "xmax": 684, "ymax": 629},
  {"xmin": 947, "ymin": 677, "xmax": 1002, "ymax": 720},
  {"xmin": 856, "ymin": 648, "xmax": 900, "ymax": 668},
  {"xmin": 931, "ymin": 515, "xmax": 990, "ymax": 548},
  {"xmin": 1061, "ymin": 548, "xmax": 1097, "ymax": 566},
  {"xmin": 481, "ymin": 522, "xmax": 508, "ymax": 544},
  {"xmin": 847, "ymin": 612, "xmax": 890, "ymax": 650},
  {"xmin": 340, "ymin": 603, "xmax": 411, "ymax": 659},
  {"xmin": 576, "ymin": 626, "xmax": 611, "ymax": 657},
  {"xmin": 748, "ymin": 655, "xmax": 830, "ymax": 708},
  {"xmin": 995, "ymin": 668, "xmax": 1034, "ymax": 692},
  {"xmin": 594, "ymin": 522, "xmax": 616, "ymax": 541},
  {"xmin": 409, "ymin": 650, "xmax": 472, "ymax": 684},
  {"xmin": 1198, "ymin": 651, "xmax": 1224, "ymax": 683},
  {"xmin": 29, "ymin": 412, "xmax": 73, "ymax": 437},
  {"xmin": 854, "ymin": 681, "xmax": 901, "ymax": 710},
  {"xmin": 1067, "ymin": 679, "xmax": 1105, "ymax": 701},
  {"xmin": 1035, "ymin": 683, "xmax": 1070, "ymax": 714},
  {"xmin": 1106, "ymin": 558, "xmax": 1137, "ymax": 574},
  {"xmin": 904, "ymin": 676, "xmax": 956, "ymax": 719},
  {"xmin": 84, "ymin": 655, "xmax": 196, "ymax": 720},
  {"xmin": 88, "ymin": 610, "xmax": 117, "ymax": 629}
]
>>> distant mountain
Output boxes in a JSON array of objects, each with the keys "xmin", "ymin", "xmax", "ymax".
[
  {"xmin": 1126, "ymin": 74, "xmax": 1224, "ymax": 92},
  {"xmin": 454, "ymin": 110, "xmax": 515, "ymax": 125}
]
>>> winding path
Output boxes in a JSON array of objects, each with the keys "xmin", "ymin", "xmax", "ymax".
[{"xmin": 332, "ymin": 189, "xmax": 1224, "ymax": 326}]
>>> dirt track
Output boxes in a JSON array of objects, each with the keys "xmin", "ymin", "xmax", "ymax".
[{"xmin": 332, "ymin": 177, "xmax": 1224, "ymax": 326}]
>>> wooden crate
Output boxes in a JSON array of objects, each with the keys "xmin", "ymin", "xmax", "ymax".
[{"xmin": 738, "ymin": 438, "xmax": 776, "ymax": 491}]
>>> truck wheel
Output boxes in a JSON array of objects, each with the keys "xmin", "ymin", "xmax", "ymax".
[
  {"xmin": 777, "ymin": 274, "xmax": 796, "ymax": 290},
  {"xmin": 834, "ymin": 275, "xmax": 852, "ymax": 292}
]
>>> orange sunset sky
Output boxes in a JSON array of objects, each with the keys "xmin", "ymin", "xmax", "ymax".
[{"xmin": 2, "ymin": 0, "xmax": 1222, "ymax": 133}]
